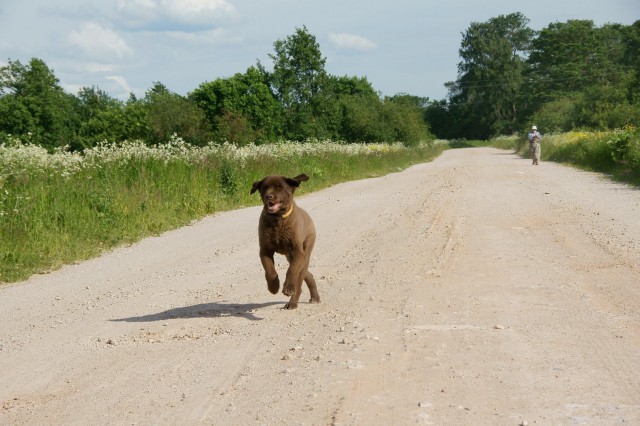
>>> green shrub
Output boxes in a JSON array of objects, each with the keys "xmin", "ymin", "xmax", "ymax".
[{"xmin": 529, "ymin": 98, "xmax": 576, "ymax": 133}]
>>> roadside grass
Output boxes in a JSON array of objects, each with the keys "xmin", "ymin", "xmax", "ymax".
[
  {"xmin": 1, "ymin": 137, "xmax": 446, "ymax": 283},
  {"xmin": 490, "ymin": 128, "xmax": 640, "ymax": 186}
]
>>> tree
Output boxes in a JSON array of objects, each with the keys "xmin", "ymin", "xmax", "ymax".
[
  {"xmin": 190, "ymin": 66, "xmax": 282, "ymax": 144},
  {"xmin": 143, "ymin": 82, "xmax": 212, "ymax": 146},
  {"xmin": 528, "ymin": 97, "xmax": 577, "ymax": 133},
  {"xmin": 449, "ymin": 13, "xmax": 534, "ymax": 138},
  {"xmin": 622, "ymin": 20, "xmax": 640, "ymax": 102},
  {"xmin": 527, "ymin": 20, "xmax": 624, "ymax": 98},
  {"xmin": 339, "ymin": 95, "xmax": 389, "ymax": 142},
  {"xmin": 75, "ymin": 86, "xmax": 127, "ymax": 148},
  {"xmin": 262, "ymin": 26, "xmax": 330, "ymax": 140},
  {"xmin": 323, "ymin": 75, "xmax": 380, "ymax": 141},
  {"xmin": 386, "ymin": 93, "xmax": 430, "ymax": 110},
  {"xmin": 328, "ymin": 75, "xmax": 378, "ymax": 98},
  {"xmin": 525, "ymin": 20, "xmax": 638, "ymax": 129},
  {"xmin": 0, "ymin": 93, "xmax": 36, "ymax": 140},
  {"xmin": 121, "ymin": 93, "xmax": 149, "ymax": 142},
  {"xmin": 384, "ymin": 95, "xmax": 431, "ymax": 145},
  {"xmin": 0, "ymin": 58, "xmax": 79, "ymax": 148}
]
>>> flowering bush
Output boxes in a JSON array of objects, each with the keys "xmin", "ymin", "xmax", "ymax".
[
  {"xmin": 0, "ymin": 136, "xmax": 83, "ymax": 181},
  {"xmin": 1, "ymin": 134, "xmax": 414, "ymax": 181}
]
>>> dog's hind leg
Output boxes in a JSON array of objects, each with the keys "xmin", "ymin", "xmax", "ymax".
[{"xmin": 304, "ymin": 271, "xmax": 320, "ymax": 304}]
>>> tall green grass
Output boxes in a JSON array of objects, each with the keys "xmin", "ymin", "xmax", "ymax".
[
  {"xmin": 491, "ymin": 128, "xmax": 640, "ymax": 184},
  {"xmin": 1, "ymin": 137, "xmax": 445, "ymax": 283}
]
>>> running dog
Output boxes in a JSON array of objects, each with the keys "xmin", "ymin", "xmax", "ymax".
[{"xmin": 250, "ymin": 174, "xmax": 320, "ymax": 309}]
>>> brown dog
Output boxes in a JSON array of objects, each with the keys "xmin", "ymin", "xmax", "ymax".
[{"xmin": 250, "ymin": 174, "xmax": 320, "ymax": 309}]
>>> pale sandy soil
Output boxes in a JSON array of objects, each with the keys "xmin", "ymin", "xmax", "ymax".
[{"xmin": 1, "ymin": 148, "xmax": 639, "ymax": 425}]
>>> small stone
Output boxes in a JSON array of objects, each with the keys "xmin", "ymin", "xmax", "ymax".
[
  {"xmin": 346, "ymin": 359, "xmax": 362, "ymax": 369},
  {"xmin": 493, "ymin": 324, "xmax": 505, "ymax": 330}
]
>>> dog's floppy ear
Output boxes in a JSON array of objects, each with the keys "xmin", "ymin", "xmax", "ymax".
[
  {"xmin": 250, "ymin": 179, "xmax": 264, "ymax": 195},
  {"xmin": 287, "ymin": 174, "xmax": 309, "ymax": 188}
]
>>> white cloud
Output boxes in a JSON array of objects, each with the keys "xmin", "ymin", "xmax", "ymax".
[
  {"xmin": 328, "ymin": 32, "xmax": 377, "ymax": 52},
  {"xmin": 84, "ymin": 62, "xmax": 117, "ymax": 73},
  {"xmin": 162, "ymin": 0, "xmax": 236, "ymax": 24},
  {"xmin": 106, "ymin": 75, "xmax": 133, "ymax": 94},
  {"xmin": 115, "ymin": 0, "xmax": 164, "ymax": 24},
  {"xmin": 116, "ymin": 0, "xmax": 237, "ymax": 28},
  {"xmin": 164, "ymin": 28, "xmax": 241, "ymax": 44},
  {"xmin": 68, "ymin": 22, "xmax": 134, "ymax": 58}
]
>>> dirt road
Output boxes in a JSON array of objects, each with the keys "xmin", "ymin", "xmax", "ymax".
[{"xmin": 1, "ymin": 148, "xmax": 639, "ymax": 425}]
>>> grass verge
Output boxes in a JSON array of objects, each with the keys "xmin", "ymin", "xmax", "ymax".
[
  {"xmin": 1, "ymin": 138, "xmax": 446, "ymax": 283},
  {"xmin": 490, "ymin": 128, "xmax": 640, "ymax": 186}
]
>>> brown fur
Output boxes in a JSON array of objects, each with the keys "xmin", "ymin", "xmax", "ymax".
[{"xmin": 250, "ymin": 174, "xmax": 320, "ymax": 309}]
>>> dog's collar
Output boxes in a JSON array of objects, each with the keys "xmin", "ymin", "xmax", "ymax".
[{"xmin": 281, "ymin": 204, "xmax": 294, "ymax": 219}]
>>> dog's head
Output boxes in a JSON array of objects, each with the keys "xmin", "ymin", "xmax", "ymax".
[{"xmin": 250, "ymin": 174, "xmax": 309, "ymax": 215}]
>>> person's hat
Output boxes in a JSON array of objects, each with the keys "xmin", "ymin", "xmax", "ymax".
[{"xmin": 531, "ymin": 125, "xmax": 537, "ymax": 130}]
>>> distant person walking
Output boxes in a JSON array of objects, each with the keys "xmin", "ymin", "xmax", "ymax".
[{"xmin": 528, "ymin": 125, "xmax": 542, "ymax": 165}]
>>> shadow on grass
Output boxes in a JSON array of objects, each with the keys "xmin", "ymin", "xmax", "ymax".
[{"xmin": 111, "ymin": 301, "xmax": 283, "ymax": 322}]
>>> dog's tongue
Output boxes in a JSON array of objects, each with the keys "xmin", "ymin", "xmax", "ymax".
[{"xmin": 267, "ymin": 202, "xmax": 281, "ymax": 213}]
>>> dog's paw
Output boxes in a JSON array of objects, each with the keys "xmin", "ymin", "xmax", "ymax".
[
  {"xmin": 284, "ymin": 302, "xmax": 298, "ymax": 310},
  {"xmin": 267, "ymin": 277, "xmax": 280, "ymax": 294},
  {"xmin": 309, "ymin": 296, "xmax": 321, "ymax": 304},
  {"xmin": 282, "ymin": 284, "xmax": 294, "ymax": 297},
  {"xmin": 282, "ymin": 288, "xmax": 293, "ymax": 296}
]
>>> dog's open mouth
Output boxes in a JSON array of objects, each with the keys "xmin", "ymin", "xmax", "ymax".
[{"xmin": 267, "ymin": 201, "xmax": 282, "ymax": 214}]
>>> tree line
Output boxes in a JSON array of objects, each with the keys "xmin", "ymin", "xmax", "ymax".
[
  {"xmin": 1, "ymin": 16, "xmax": 639, "ymax": 149},
  {"xmin": 427, "ymin": 14, "xmax": 640, "ymax": 139},
  {"xmin": 0, "ymin": 27, "xmax": 429, "ymax": 151}
]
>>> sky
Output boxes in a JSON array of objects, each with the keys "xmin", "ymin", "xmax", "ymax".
[{"xmin": 1, "ymin": 0, "xmax": 638, "ymax": 101}]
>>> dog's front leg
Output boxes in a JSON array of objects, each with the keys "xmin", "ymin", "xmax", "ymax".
[
  {"xmin": 260, "ymin": 249, "xmax": 280, "ymax": 294},
  {"xmin": 283, "ymin": 252, "xmax": 305, "ymax": 309}
]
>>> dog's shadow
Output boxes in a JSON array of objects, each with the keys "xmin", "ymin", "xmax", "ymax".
[{"xmin": 111, "ymin": 301, "xmax": 282, "ymax": 323}]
